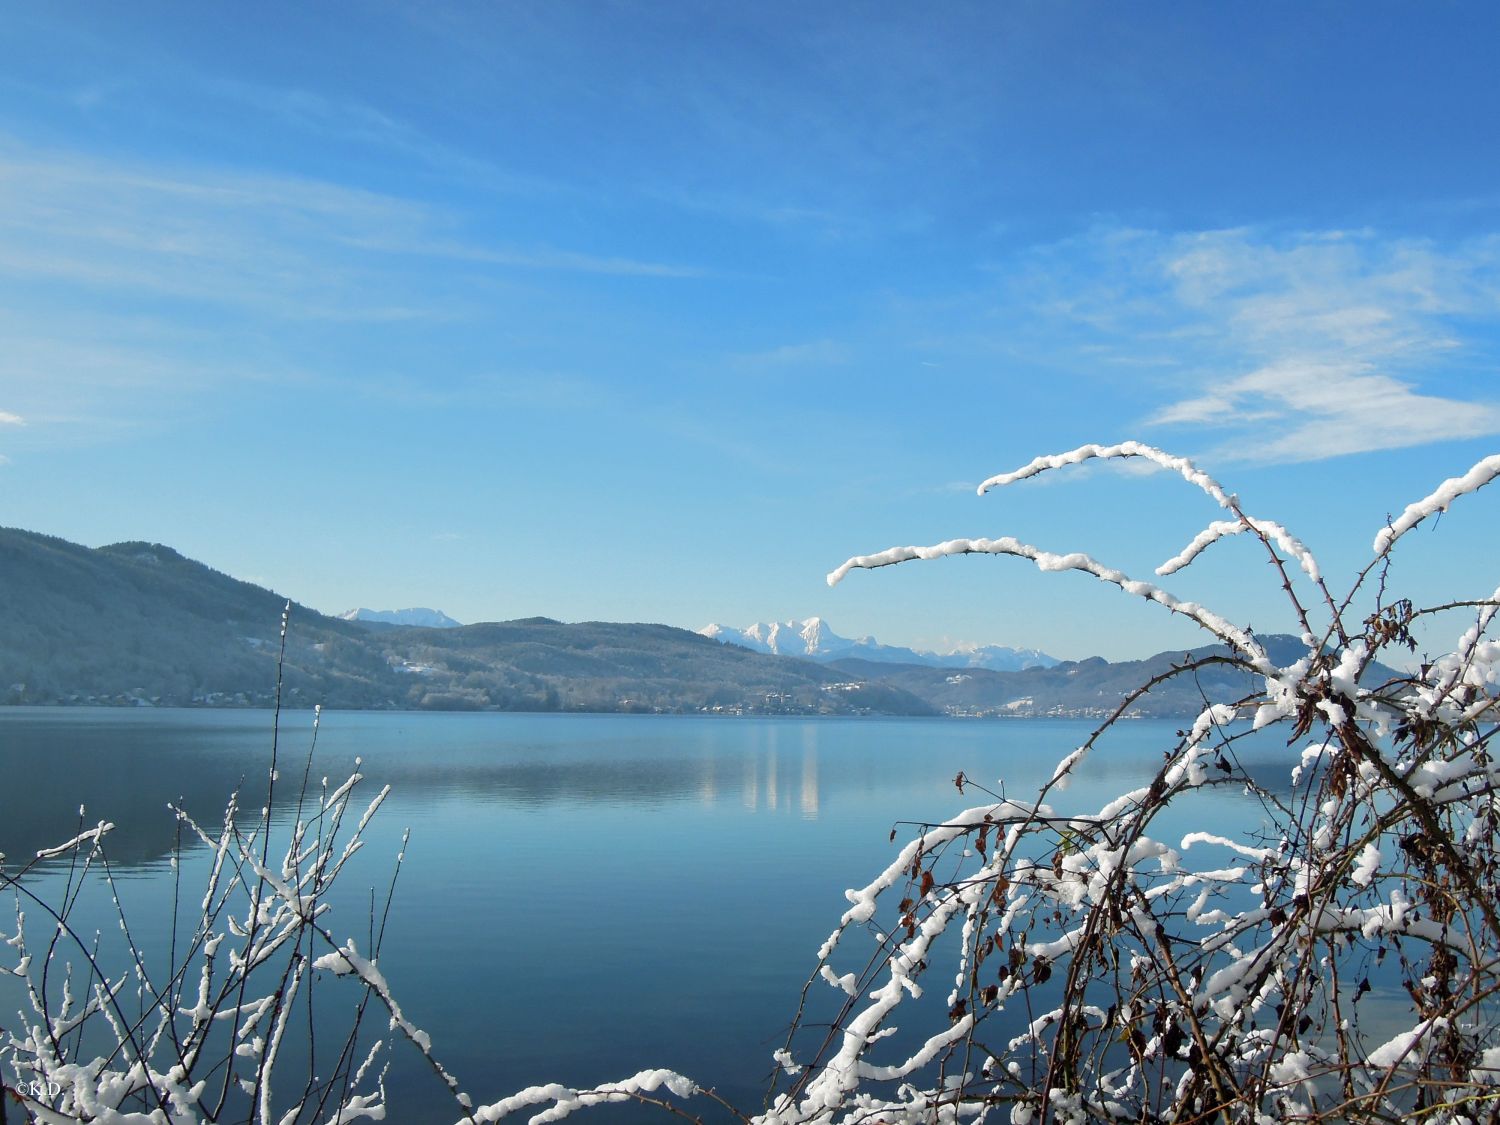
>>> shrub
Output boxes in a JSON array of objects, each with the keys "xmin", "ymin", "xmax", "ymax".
[
  {"xmin": 760, "ymin": 442, "xmax": 1500, "ymax": 1124},
  {"xmin": 0, "ymin": 610, "xmax": 431, "ymax": 1125}
]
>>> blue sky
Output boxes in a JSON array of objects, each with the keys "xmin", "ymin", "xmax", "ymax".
[{"xmin": 2, "ymin": 2, "xmax": 1499, "ymax": 661}]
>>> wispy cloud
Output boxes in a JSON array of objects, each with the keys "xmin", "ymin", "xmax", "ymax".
[
  {"xmin": 0, "ymin": 139, "xmax": 704, "ymax": 323},
  {"xmin": 993, "ymin": 225, "xmax": 1500, "ymax": 464},
  {"xmin": 1148, "ymin": 229, "xmax": 1500, "ymax": 462},
  {"xmin": 0, "ymin": 145, "xmax": 441, "ymax": 321},
  {"xmin": 1150, "ymin": 361, "xmax": 1500, "ymax": 461},
  {"xmin": 1160, "ymin": 228, "xmax": 1485, "ymax": 361},
  {"xmin": 0, "ymin": 311, "xmax": 292, "ymax": 447}
]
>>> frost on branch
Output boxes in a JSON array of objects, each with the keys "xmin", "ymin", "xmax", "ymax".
[
  {"xmin": 777, "ymin": 443, "xmax": 1500, "ymax": 1124},
  {"xmin": 0, "ymin": 704, "xmax": 409, "ymax": 1124}
]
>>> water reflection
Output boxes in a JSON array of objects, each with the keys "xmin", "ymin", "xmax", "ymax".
[
  {"xmin": 735, "ymin": 724, "xmax": 821, "ymax": 817},
  {"xmin": 0, "ymin": 709, "xmax": 1282, "ymax": 1123},
  {"xmin": 0, "ymin": 709, "xmax": 1278, "ymax": 873},
  {"xmin": 802, "ymin": 734, "xmax": 819, "ymax": 818},
  {"xmin": 4, "ymin": 710, "xmax": 835, "ymax": 865}
]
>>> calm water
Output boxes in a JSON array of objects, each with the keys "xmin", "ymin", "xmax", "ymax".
[{"xmin": 0, "ymin": 708, "xmax": 1277, "ymax": 1121}]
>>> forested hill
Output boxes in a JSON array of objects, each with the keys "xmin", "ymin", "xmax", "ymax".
[
  {"xmin": 0, "ymin": 527, "xmax": 1396, "ymax": 717},
  {"xmin": 0, "ymin": 528, "xmax": 932, "ymax": 715},
  {"xmin": 0, "ymin": 528, "xmax": 378, "ymax": 708}
]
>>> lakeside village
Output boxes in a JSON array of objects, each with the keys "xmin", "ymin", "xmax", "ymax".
[
  {"xmin": 11, "ymin": 680, "xmax": 1140, "ymax": 720},
  {"xmin": 649, "ymin": 681, "xmax": 1143, "ymax": 719}
]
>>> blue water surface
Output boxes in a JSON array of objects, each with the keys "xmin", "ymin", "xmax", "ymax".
[{"xmin": 0, "ymin": 708, "xmax": 1277, "ymax": 1121}]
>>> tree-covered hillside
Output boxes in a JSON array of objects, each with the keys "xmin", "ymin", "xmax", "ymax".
[
  {"xmin": 0, "ymin": 529, "xmax": 384, "ymax": 707},
  {"xmin": 2, "ymin": 527, "xmax": 1358, "ymax": 717},
  {"xmin": 0, "ymin": 529, "xmax": 933, "ymax": 715}
]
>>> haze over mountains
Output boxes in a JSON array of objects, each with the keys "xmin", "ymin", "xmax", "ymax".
[
  {"xmin": 0, "ymin": 526, "xmax": 1396, "ymax": 718},
  {"xmin": 699, "ymin": 617, "xmax": 1057, "ymax": 671}
]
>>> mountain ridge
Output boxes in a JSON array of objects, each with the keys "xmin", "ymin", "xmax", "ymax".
[
  {"xmin": 340, "ymin": 607, "xmax": 463, "ymax": 628},
  {"xmin": 0, "ymin": 528, "xmax": 929, "ymax": 715},
  {"xmin": 699, "ymin": 616, "xmax": 1058, "ymax": 671},
  {"xmin": 0, "ymin": 526, "xmax": 1392, "ymax": 718}
]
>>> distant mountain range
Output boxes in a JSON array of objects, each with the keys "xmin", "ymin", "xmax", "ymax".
[
  {"xmin": 339, "ymin": 607, "xmax": 463, "ymax": 628},
  {"xmin": 0, "ymin": 529, "xmax": 929, "ymax": 716},
  {"xmin": 699, "ymin": 617, "xmax": 1057, "ymax": 671},
  {"xmin": 0, "ymin": 527, "xmax": 1400, "ymax": 718}
]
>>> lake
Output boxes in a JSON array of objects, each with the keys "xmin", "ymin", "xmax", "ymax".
[{"xmin": 0, "ymin": 708, "xmax": 1278, "ymax": 1121}]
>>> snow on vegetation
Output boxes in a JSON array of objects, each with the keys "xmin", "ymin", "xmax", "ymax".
[
  {"xmin": 5, "ymin": 443, "xmax": 1500, "ymax": 1125},
  {"xmin": 778, "ymin": 442, "xmax": 1500, "ymax": 1124}
]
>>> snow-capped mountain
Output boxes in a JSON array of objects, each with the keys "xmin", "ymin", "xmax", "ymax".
[
  {"xmin": 699, "ymin": 617, "xmax": 854, "ymax": 659},
  {"xmin": 698, "ymin": 618, "xmax": 1056, "ymax": 671},
  {"xmin": 936, "ymin": 640, "xmax": 1060, "ymax": 672},
  {"xmin": 339, "ymin": 607, "xmax": 463, "ymax": 628}
]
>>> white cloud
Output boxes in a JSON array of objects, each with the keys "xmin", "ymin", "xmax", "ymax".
[
  {"xmin": 1150, "ymin": 361, "xmax": 1500, "ymax": 462},
  {"xmin": 1145, "ymin": 230, "xmax": 1500, "ymax": 461},
  {"xmin": 1160, "ymin": 228, "xmax": 1484, "ymax": 362},
  {"xmin": 1004, "ymin": 225, "xmax": 1500, "ymax": 464},
  {"xmin": 0, "ymin": 411, "xmax": 23, "ymax": 425}
]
